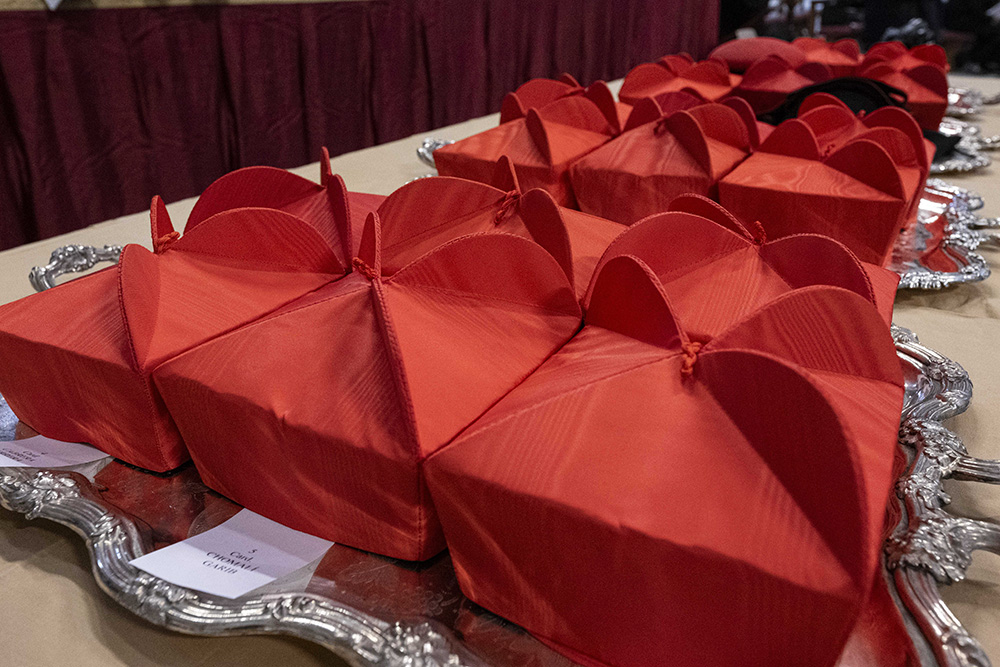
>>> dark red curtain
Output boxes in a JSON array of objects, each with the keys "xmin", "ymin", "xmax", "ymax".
[{"xmin": 0, "ymin": 0, "xmax": 719, "ymax": 249}]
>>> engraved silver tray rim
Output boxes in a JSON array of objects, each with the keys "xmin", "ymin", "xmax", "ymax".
[{"xmin": 0, "ymin": 326, "xmax": 995, "ymax": 666}]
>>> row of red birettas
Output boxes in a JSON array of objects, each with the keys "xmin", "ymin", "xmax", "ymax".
[{"xmin": 0, "ymin": 39, "xmax": 947, "ymax": 667}]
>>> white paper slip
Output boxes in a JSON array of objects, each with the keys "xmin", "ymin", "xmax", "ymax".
[
  {"xmin": 0, "ymin": 435, "xmax": 109, "ymax": 468},
  {"xmin": 130, "ymin": 509, "xmax": 334, "ymax": 599}
]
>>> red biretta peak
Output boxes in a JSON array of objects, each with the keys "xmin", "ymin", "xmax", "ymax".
[
  {"xmin": 618, "ymin": 56, "xmax": 741, "ymax": 105},
  {"xmin": 569, "ymin": 102, "xmax": 755, "ymax": 225},
  {"xmin": 499, "ymin": 73, "xmax": 583, "ymax": 123},
  {"xmin": 500, "ymin": 77, "xmax": 633, "ymax": 132},
  {"xmin": 425, "ymin": 214, "xmax": 903, "ymax": 666},
  {"xmin": 0, "ymin": 170, "xmax": 358, "ymax": 471},
  {"xmin": 857, "ymin": 59, "xmax": 949, "ymax": 130},
  {"xmin": 862, "ymin": 40, "xmax": 949, "ymax": 72},
  {"xmin": 609, "ymin": 195, "xmax": 900, "ymax": 325},
  {"xmin": 373, "ymin": 158, "xmax": 625, "ymax": 299},
  {"xmin": 184, "ymin": 147, "xmax": 384, "ymax": 258},
  {"xmin": 719, "ymin": 115, "xmax": 918, "ymax": 266},
  {"xmin": 734, "ymin": 54, "xmax": 834, "ymax": 114},
  {"xmin": 152, "ymin": 209, "xmax": 582, "ymax": 561},
  {"xmin": 790, "ymin": 96, "xmax": 931, "ymax": 222},
  {"xmin": 792, "ymin": 37, "xmax": 861, "ymax": 77},
  {"xmin": 709, "ymin": 36, "xmax": 808, "ymax": 72},
  {"xmin": 425, "ymin": 208, "xmax": 904, "ymax": 667},
  {"xmin": 433, "ymin": 88, "xmax": 622, "ymax": 207}
]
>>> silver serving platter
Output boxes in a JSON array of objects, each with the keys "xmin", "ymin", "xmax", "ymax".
[
  {"xmin": 888, "ymin": 185, "xmax": 992, "ymax": 289},
  {"xmin": 0, "ymin": 325, "xmax": 995, "ymax": 666},
  {"xmin": 947, "ymin": 86, "xmax": 1000, "ymax": 118},
  {"xmin": 29, "ymin": 185, "xmax": 992, "ymax": 296}
]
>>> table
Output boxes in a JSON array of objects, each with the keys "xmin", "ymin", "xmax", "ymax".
[{"xmin": 1, "ymin": 75, "xmax": 999, "ymax": 666}]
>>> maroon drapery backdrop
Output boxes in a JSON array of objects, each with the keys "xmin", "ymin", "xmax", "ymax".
[{"xmin": 0, "ymin": 1, "xmax": 719, "ymax": 249}]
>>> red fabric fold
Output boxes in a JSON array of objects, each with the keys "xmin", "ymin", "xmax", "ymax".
[
  {"xmin": 152, "ymin": 210, "xmax": 581, "ymax": 560},
  {"xmin": 425, "ymin": 220, "xmax": 903, "ymax": 665}
]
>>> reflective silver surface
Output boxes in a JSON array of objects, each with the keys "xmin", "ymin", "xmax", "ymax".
[
  {"xmin": 890, "ymin": 189, "xmax": 991, "ymax": 289},
  {"xmin": 0, "ymin": 327, "xmax": 992, "ymax": 665},
  {"xmin": 416, "ymin": 138, "xmax": 454, "ymax": 169},
  {"xmin": 939, "ymin": 118, "xmax": 1000, "ymax": 152},
  {"xmin": 29, "ymin": 244, "xmax": 122, "ymax": 292},
  {"xmin": 889, "ymin": 326, "xmax": 999, "ymax": 667}
]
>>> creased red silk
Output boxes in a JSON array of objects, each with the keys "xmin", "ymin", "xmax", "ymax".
[
  {"xmin": 152, "ymin": 204, "xmax": 581, "ymax": 561},
  {"xmin": 0, "ymin": 157, "xmax": 365, "ymax": 471},
  {"xmin": 426, "ymin": 204, "xmax": 903, "ymax": 667},
  {"xmin": 570, "ymin": 103, "xmax": 755, "ymax": 225}
]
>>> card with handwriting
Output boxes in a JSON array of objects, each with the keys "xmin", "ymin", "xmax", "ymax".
[
  {"xmin": 0, "ymin": 435, "xmax": 108, "ymax": 468},
  {"xmin": 130, "ymin": 509, "xmax": 333, "ymax": 599}
]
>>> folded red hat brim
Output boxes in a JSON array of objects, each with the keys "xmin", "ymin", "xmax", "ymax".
[
  {"xmin": 719, "ymin": 155, "xmax": 907, "ymax": 266},
  {"xmin": 153, "ymin": 232, "xmax": 581, "ymax": 560}
]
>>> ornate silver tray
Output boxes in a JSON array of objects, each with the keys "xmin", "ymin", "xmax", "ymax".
[
  {"xmin": 0, "ymin": 326, "xmax": 995, "ymax": 666},
  {"xmin": 947, "ymin": 86, "xmax": 1000, "ymax": 118},
  {"xmin": 888, "ymin": 185, "xmax": 992, "ymax": 289}
]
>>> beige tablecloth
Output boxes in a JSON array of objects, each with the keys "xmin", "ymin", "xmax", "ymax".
[{"xmin": 1, "ymin": 76, "xmax": 999, "ymax": 666}]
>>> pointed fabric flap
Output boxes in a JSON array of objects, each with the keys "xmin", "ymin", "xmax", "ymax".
[
  {"xmin": 667, "ymin": 194, "xmax": 753, "ymax": 237},
  {"xmin": 583, "ymin": 81, "xmax": 624, "ymax": 133},
  {"xmin": 708, "ymin": 284, "xmax": 901, "ymax": 396},
  {"xmin": 356, "ymin": 211, "xmax": 382, "ymax": 278},
  {"xmin": 532, "ymin": 94, "xmax": 615, "ymax": 136},
  {"xmin": 525, "ymin": 103, "xmax": 612, "ymax": 166},
  {"xmin": 720, "ymin": 96, "xmax": 764, "ymax": 148},
  {"xmin": 833, "ymin": 38, "xmax": 861, "ymax": 59},
  {"xmin": 793, "ymin": 37, "xmax": 860, "ymax": 70},
  {"xmin": 117, "ymin": 244, "xmax": 162, "ymax": 371},
  {"xmin": 517, "ymin": 188, "xmax": 575, "ymax": 286},
  {"xmin": 319, "ymin": 146, "xmax": 333, "ymax": 187},
  {"xmin": 324, "ymin": 172, "xmax": 354, "ymax": 263},
  {"xmin": 684, "ymin": 58, "xmax": 733, "ymax": 86},
  {"xmin": 183, "ymin": 162, "xmax": 352, "ymax": 265},
  {"xmin": 490, "ymin": 155, "xmax": 521, "ymax": 192},
  {"xmin": 709, "ymin": 36, "xmax": 807, "ymax": 72},
  {"xmin": 619, "ymin": 62, "xmax": 677, "ymax": 103},
  {"xmin": 150, "ymin": 196, "xmax": 176, "ymax": 254},
  {"xmin": 864, "ymin": 40, "xmax": 906, "ymax": 64},
  {"xmin": 593, "ymin": 211, "xmax": 749, "ymax": 289},
  {"xmin": 759, "ymin": 119, "xmax": 822, "ymax": 159},
  {"xmin": 653, "ymin": 89, "xmax": 706, "ymax": 112},
  {"xmin": 499, "ymin": 78, "xmax": 582, "ymax": 123},
  {"xmin": 500, "ymin": 94, "xmax": 529, "ymax": 124},
  {"xmin": 911, "ymin": 43, "xmax": 948, "ymax": 69},
  {"xmin": 905, "ymin": 63, "xmax": 948, "ymax": 98},
  {"xmin": 824, "ymin": 139, "xmax": 905, "ymax": 199},
  {"xmin": 664, "ymin": 109, "xmax": 714, "ymax": 172},
  {"xmin": 386, "ymin": 232, "xmax": 579, "ymax": 318},
  {"xmin": 374, "ymin": 175, "xmax": 505, "ymax": 263},
  {"xmin": 854, "ymin": 127, "xmax": 920, "ymax": 168},
  {"xmin": 861, "ymin": 264, "xmax": 900, "ymax": 324},
  {"xmin": 659, "ymin": 52, "xmax": 695, "ymax": 72},
  {"xmin": 697, "ymin": 347, "xmax": 867, "ymax": 590},
  {"xmin": 799, "ymin": 104, "xmax": 860, "ymax": 143},
  {"xmin": 857, "ymin": 61, "xmax": 896, "ymax": 79},
  {"xmin": 757, "ymin": 234, "xmax": 877, "ymax": 305},
  {"xmin": 171, "ymin": 207, "xmax": 345, "ymax": 274},
  {"xmin": 797, "ymin": 92, "xmax": 851, "ymax": 115},
  {"xmin": 622, "ymin": 97, "xmax": 665, "ymax": 132},
  {"xmin": 685, "ymin": 104, "xmax": 751, "ymax": 150},
  {"xmin": 862, "ymin": 106, "xmax": 929, "ymax": 169},
  {"xmin": 585, "ymin": 254, "xmax": 682, "ymax": 350},
  {"xmin": 558, "ymin": 72, "xmax": 581, "ymax": 86},
  {"xmin": 739, "ymin": 54, "xmax": 799, "ymax": 86},
  {"xmin": 798, "ymin": 61, "xmax": 835, "ymax": 82}
]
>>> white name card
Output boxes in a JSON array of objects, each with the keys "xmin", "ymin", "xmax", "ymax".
[
  {"xmin": 130, "ymin": 509, "xmax": 333, "ymax": 599},
  {"xmin": 0, "ymin": 435, "xmax": 109, "ymax": 468}
]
